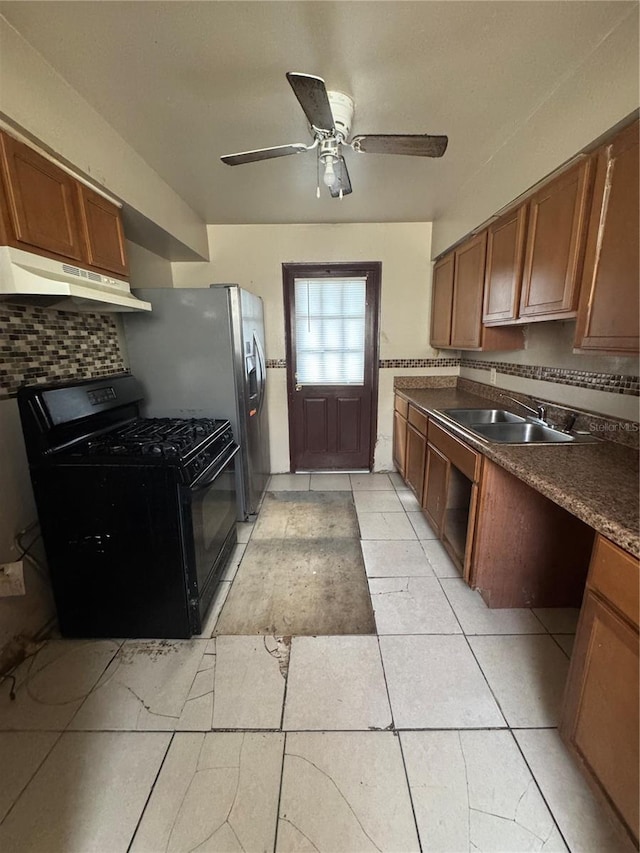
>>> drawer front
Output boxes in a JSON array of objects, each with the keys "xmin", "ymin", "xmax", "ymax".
[
  {"xmin": 428, "ymin": 421, "xmax": 479, "ymax": 481},
  {"xmin": 394, "ymin": 395, "xmax": 409, "ymax": 418},
  {"xmin": 408, "ymin": 405, "xmax": 428, "ymax": 436},
  {"xmin": 589, "ymin": 535, "xmax": 639, "ymax": 628}
]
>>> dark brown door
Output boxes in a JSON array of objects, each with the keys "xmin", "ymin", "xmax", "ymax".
[{"xmin": 283, "ymin": 262, "xmax": 380, "ymax": 471}]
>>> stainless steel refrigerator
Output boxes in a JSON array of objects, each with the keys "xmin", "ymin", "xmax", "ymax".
[{"xmin": 122, "ymin": 285, "xmax": 270, "ymax": 519}]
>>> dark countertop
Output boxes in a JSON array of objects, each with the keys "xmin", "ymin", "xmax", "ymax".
[{"xmin": 397, "ymin": 387, "xmax": 640, "ymax": 558}]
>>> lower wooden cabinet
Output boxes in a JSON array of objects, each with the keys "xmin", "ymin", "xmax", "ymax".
[
  {"xmin": 423, "ymin": 421, "xmax": 481, "ymax": 578},
  {"xmin": 561, "ymin": 536, "xmax": 639, "ymax": 848},
  {"xmin": 423, "ymin": 442, "xmax": 448, "ymax": 534},
  {"xmin": 400, "ymin": 402, "xmax": 428, "ymax": 503},
  {"xmin": 392, "ymin": 395, "xmax": 409, "ymax": 478},
  {"xmin": 472, "ymin": 459, "xmax": 593, "ymax": 607}
]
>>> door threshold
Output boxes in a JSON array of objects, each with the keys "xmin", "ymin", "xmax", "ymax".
[{"xmin": 295, "ymin": 469, "xmax": 370, "ymax": 474}]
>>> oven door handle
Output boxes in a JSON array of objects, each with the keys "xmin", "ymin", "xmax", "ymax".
[{"xmin": 190, "ymin": 444, "xmax": 239, "ymax": 491}]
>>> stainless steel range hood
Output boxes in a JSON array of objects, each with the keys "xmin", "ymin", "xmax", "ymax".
[{"xmin": 0, "ymin": 246, "xmax": 151, "ymax": 312}]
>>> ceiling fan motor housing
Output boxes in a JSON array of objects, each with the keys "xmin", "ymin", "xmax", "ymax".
[{"xmin": 327, "ymin": 91, "xmax": 355, "ymax": 140}]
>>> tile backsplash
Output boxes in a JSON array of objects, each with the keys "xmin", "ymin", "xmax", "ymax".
[
  {"xmin": 0, "ymin": 303, "xmax": 126, "ymax": 398},
  {"xmin": 460, "ymin": 357, "xmax": 639, "ymax": 396}
]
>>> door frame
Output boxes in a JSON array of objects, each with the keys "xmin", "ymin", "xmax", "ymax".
[{"xmin": 282, "ymin": 261, "xmax": 381, "ymax": 472}]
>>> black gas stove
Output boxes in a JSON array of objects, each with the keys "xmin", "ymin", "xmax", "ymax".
[
  {"xmin": 18, "ymin": 374, "xmax": 239, "ymax": 639},
  {"xmin": 71, "ymin": 416, "xmax": 232, "ymax": 485}
]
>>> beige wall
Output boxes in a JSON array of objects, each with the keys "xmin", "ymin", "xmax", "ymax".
[
  {"xmin": 172, "ymin": 223, "xmax": 445, "ymax": 470},
  {"xmin": 0, "ymin": 15, "xmax": 208, "ymax": 259},
  {"xmin": 432, "ymin": 7, "xmax": 639, "ymax": 257},
  {"xmin": 0, "ymin": 399, "xmax": 55, "ymax": 650}
]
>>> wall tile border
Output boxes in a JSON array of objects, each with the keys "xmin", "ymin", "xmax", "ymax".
[
  {"xmin": 266, "ymin": 357, "xmax": 461, "ymax": 369},
  {"xmin": 460, "ymin": 358, "xmax": 639, "ymax": 397},
  {"xmin": 379, "ymin": 358, "xmax": 460, "ymax": 369},
  {"xmin": 268, "ymin": 354, "xmax": 638, "ymax": 398}
]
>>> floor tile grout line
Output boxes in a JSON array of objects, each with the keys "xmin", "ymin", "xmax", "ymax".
[
  {"xmin": 272, "ymin": 730, "xmax": 289, "ymax": 853},
  {"xmin": 126, "ymin": 730, "xmax": 176, "ymax": 853},
  {"xmin": 278, "ymin": 638, "xmax": 292, "ymax": 732},
  {"xmin": 0, "ymin": 724, "xmax": 565, "ymax": 734},
  {"xmin": 396, "ymin": 732, "xmax": 424, "ymax": 853},
  {"xmin": 549, "ymin": 634, "xmax": 572, "ymax": 659},
  {"xmin": 0, "ymin": 728, "xmax": 64, "ymax": 827},
  {"xmin": 63, "ymin": 640, "xmax": 124, "ymax": 732},
  {"xmin": 510, "ymin": 730, "xmax": 574, "ymax": 853}
]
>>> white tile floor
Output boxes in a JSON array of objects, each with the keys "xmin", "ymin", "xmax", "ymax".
[{"xmin": 0, "ymin": 472, "xmax": 626, "ymax": 853}]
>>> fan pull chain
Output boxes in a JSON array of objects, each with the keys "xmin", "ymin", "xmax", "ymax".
[{"xmin": 316, "ymin": 152, "xmax": 321, "ymax": 198}]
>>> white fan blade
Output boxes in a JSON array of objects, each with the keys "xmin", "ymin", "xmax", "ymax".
[
  {"xmin": 221, "ymin": 143, "xmax": 308, "ymax": 166},
  {"xmin": 351, "ymin": 134, "xmax": 448, "ymax": 157},
  {"xmin": 286, "ymin": 72, "xmax": 335, "ymax": 133}
]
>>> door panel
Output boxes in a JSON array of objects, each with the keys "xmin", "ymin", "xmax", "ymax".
[
  {"xmin": 284, "ymin": 263, "xmax": 380, "ymax": 471},
  {"xmin": 303, "ymin": 397, "xmax": 329, "ymax": 453},
  {"xmin": 337, "ymin": 397, "xmax": 361, "ymax": 453}
]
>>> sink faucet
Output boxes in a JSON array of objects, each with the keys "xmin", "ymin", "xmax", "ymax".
[{"xmin": 500, "ymin": 394, "xmax": 548, "ymax": 424}]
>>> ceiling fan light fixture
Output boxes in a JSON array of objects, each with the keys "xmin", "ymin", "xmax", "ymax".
[
  {"xmin": 322, "ymin": 157, "xmax": 338, "ymax": 189},
  {"xmin": 319, "ymin": 138, "xmax": 342, "ymax": 193}
]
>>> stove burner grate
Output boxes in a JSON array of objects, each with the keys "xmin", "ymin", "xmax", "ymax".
[{"xmin": 84, "ymin": 417, "xmax": 226, "ymax": 459}]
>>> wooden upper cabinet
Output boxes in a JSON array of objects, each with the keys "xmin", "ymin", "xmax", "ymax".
[
  {"xmin": 0, "ymin": 131, "xmax": 129, "ymax": 279},
  {"xmin": 78, "ymin": 185, "xmax": 128, "ymax": 277},
  {"xmin": 483, "ymin": 204, "xmax": 528, "ymax": 325},
  {"xmin": 574, "ymin": 120, "xmax": 639, "ymax": 354},
  {"xmin": 431, "ymin": 235, "xmax": 524, "ymax": 352},
  {"xmin": 519, "ymin": 158, "xmax": 593, "ymax": 321},
  {"xmin": 0, "ymin": 131, "xmax": 84, "ymax": 261},
  {"xmin": 451, "ymin": 232, "xmax": 487, "ymax": 348},
  {"xmin": 430, "ymin": 253, "xmax": 454, "ymax": 347}
]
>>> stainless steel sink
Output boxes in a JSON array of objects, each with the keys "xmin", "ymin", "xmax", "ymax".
[
  {"xmin": 469, "ymin": 422, "xmax": 575, "ymax": 443},
  {"xmin": 443, "ymin": 408, "xmax": 526, "ymax": 425}
]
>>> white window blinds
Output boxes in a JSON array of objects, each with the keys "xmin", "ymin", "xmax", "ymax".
[{"xmin": 294, "ymin": 277, "xmax": 367, "ymax": 385}]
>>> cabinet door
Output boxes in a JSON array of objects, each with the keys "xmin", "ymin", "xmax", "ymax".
[
  {"xmin": 423, "ymin": 442, "xmax": 448, "ymax": 534},
  {"xmin": 430, "ymin": 253, "xmax": 454, "ymax": 347},
  {"xmin": 405, "ymin": 423, "xmax": 427, "ymax": 504},
  {"xmin": 451, "ymin": 232, "xmax": 487, "ymax": 348},
  {"xmin": 519, "ymin": 159, "xmax": 592, "ymax": 320},
  {"xmin": 393, "ymin": 411, "xmax": 408, "ymax": 478},
  {"xmin": 0, "ymin": 132, "xmax": 84, "ymax": 261},
  {"xmin": 78, "ymin": 185, "xmax": 128, "ymax": 277},
  {"xmin": 483, "ymin": 205, "xmax": 527, "ymax": 325},
  {"xmin": 575, "ymin": 121, "xmax": 639, "ymax": 353},
  {"xmin": 562, "ymin": 591, "xmax": 639, "ymax": 844}
]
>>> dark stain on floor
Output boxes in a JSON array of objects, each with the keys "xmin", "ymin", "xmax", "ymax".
[{"xmin": 215, "ymin": 491, "xmax": 376, "ymax": 636}]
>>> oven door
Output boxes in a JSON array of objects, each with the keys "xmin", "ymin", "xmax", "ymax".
[{"xmin": 183, "ymin": 443, "xmax": 239, "ymax": 631}]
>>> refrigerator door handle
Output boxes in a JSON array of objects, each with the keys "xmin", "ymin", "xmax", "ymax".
[{"xmin": 253, "ymin": 332, "xmax": 266, "ymax": 415}]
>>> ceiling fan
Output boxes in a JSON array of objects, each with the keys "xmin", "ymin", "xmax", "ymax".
[{"xmin": 221, "ymin": 72, "xmax": 448, "ymax": 199}]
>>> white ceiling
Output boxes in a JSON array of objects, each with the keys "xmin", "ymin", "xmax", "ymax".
[{"xmin": 0, "ymin": 1, "xmax": 635, "ymax": 224}]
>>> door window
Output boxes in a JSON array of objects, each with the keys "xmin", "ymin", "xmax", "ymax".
[{"xmin": 294, "ymin": 277, "xmax": 367, "ymax": 385}]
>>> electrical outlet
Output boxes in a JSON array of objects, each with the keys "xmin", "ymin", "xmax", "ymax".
[
  {"xmin": 490, "ymin": 367, "xmax": 497, "ymax": 385},
  {"xmin": 0, "ymin": 561, "xmax": 26, "ymax": 597}
]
